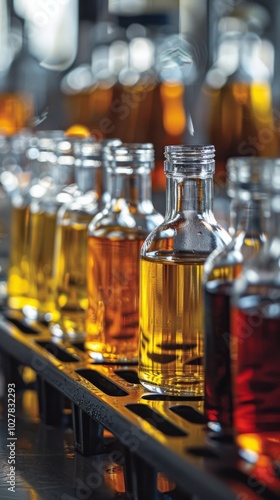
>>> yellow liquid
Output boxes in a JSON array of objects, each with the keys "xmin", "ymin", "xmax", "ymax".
[
  {"xmin": 28, "ymin": 211, "xmax": 57, "ymax": 317},
  {"xmin": 7, "ymin": 205, "xmax": 30, "ymax": 310},
  {"xmin": 51, "ymin": 219, "xmax": 91, "ymax": 337},
  {"xmin": 139, "ymin": 255, "xmax": 205, "ymax": 396},
  {"xmin": 85, "ymin": 236, "xmax": 144, "ymax": 362}
]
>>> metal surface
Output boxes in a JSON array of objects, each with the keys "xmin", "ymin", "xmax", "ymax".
[{"xmin": 0, "ymin": 310, "xmax": 279, "ymax": 500}]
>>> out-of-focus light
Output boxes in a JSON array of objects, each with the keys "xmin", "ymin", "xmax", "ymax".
[
  {"xmin": 119, "ymin": 68, "xmax": 139, "ymax": 86},
  {"xmin": 65, "ymin": 125, "xmax": 91, "ymax": 139},
  {"xmin": 61, "ymin": 65, "xmax": 94, "ymax": 95},
  {"xmin": 130, "ymin": 38, "xmax": 154, "ymax": 72},
  {"xmin": 109, "ymin": 41, "xmax": 129, "ymax": 76},
  {"xmin": 29, "ymin": 183, "xmax": 47, "ymax": 198},
  {"xmin": 205, "ymin": 68, "xmax": 227, "ymax": 89},
  {"xmin": 0, "ymin": 171, "xmax": 19, "ymax": 193},
  {"xmin": 126, "ymin": 23, "xmax": 147, "ymax": 40}
]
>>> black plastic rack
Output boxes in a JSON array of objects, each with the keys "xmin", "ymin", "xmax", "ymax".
[{"xmin": 0, "ymin": 310, "xmax": 279, "ymax": 500}]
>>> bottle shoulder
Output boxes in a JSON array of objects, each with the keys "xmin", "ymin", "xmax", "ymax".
[
  {"xmin": 203, "ymin": 231, "xmax": 266, "ymax": 282},
  {"xmin": 88, "ymin": 204, "xmax": 164, "ymax": 239},
  {"xmin": 141, "ymin": 214, "xmax": 231, "ymax": 258}
]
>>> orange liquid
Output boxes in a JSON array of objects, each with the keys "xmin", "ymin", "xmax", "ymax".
[
  {"xmin": 62, "ymin": 80, "xmax": 187, "ymax": 191},
  {"xmin": 0, "ymin": 92, "xmax": 33, "ymax": 135},
  {"xmin": 86, "ymin": 236, "xmax": 144, "ymax": 362}
]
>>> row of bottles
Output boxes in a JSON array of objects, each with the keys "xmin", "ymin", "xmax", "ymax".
[{"xmin": 4, "ymin": 131, "xmax": 280, "ymax": 464}]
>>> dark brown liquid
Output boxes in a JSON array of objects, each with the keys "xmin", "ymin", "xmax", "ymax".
[
  {"xmin": 204, "ymin": 280, "xmax": 233, "ymax": 429},
  {"xmin": 232, "ymin": 295, "xmax": 280, "ymax": 434}
]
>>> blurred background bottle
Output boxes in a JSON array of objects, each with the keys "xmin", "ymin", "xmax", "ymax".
[
  {"xmin": 85, "ymin": 142, "xmax": 163, "ymax": 362},
  {"xmin": 6, "ymin": 131, "xmax": 38, "ymax": 310},
  {"xmin": 23, "ymin": 137, "xmax": 79, "ymax": 321},
  {"xmin": 199, "ymin": 2, "xmax": 279, "ymax": 195}
]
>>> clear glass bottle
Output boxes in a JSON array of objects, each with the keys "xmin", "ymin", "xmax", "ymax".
[
  {"xmin": 231, "ymin": 160, "xmax": 280, "ymax": 457},
  {"xmin": 85, "ymin": 143, "xmax": 163, "ymax": 363},
  {"xmin": 25, "ymin": 137, "xmax": 77, "ymax": 321},
  {"xmin": 50, "ymin": 139, "xmax": 121, "ymax": 340},
  {"xmin": 7, "ymin": 131, "xmax": 58, "ymax": 311},
  {"xmin": 203, "ymin": 157, "xmax": 272, "ymax": 432},
  {"xmin": 138, "ymin": 145, "xmax": 230, "ymax": 396}
]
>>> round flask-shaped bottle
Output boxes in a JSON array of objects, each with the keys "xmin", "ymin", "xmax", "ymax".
[
  {"xmin": 85, "ymin": 143, "xmax": 164, "ymax": 363},
  {"xmin": 139, "ymin": 145, "xmax": 230, "ymax": 396},
  {"xmin": 231, "ymin": 160, "xmax": 280, "ymax": 456},
  {"xmin": 203, "ymin": 157, "xmax": 272, "ymax": 431}
]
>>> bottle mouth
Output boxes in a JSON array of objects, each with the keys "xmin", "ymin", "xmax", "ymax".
[
  {"xmin": 226, "ymin": 157, "xmax": 275, "ymax": 198},
  {"xmin": 164, "ymin": 145, "xmax": 215, "ymax": 174},
  {"xmin": 103, "ymin": 143, "xmax": 154, "ymax": 171}
]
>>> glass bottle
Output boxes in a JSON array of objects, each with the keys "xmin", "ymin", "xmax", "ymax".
[
  {"xmin": 203, "ymin": 157, "xmax": 272, "ymax": 432},
  {"xmin": 138, "ymin": 145, "xmax": 230, "ymax": 396},
  {"xmin": 24, "ymin": 137, "xmax": 77, "ymax": 321},
  {"xmin": 85, "ymin": 143, "xmax": 163, "ymax": 362},
  {"xmin": 7, "ymin": 131, "xmax": 52, "ymax": 311},
  {"xmin": 231, "ymin": 160, "xmax": 280, "ymax": 457},
  {"xmin": 50, "ymin": 139, "xmax": 121, "ymax": 340}
]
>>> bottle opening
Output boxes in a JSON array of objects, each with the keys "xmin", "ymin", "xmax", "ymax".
[
  {"xmin": 103, "ymin": 142, "xmax": 154, "ymax": 171},
  {"xmin": 164, "ymin": 145, "xmax": 215, "ymax": 175},
  {"xmin": 226, "ymin": 157, "xmax": 275, "ymax": 198}
]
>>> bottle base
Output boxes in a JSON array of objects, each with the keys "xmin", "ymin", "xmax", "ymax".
[
  {"xmin": 87, "ymin": 349, "xmax": 138, "ymax": 364},
  {"xmin": 50, "ymin": 322, "xmax": 85, "ymax": 341},
  {"xmin": 85, "ymin": 339, "xmax": 138, "ymax": 364},
  {"xmin": 139, "ymin": 379, "xmax": 204, "ymax": 397}
]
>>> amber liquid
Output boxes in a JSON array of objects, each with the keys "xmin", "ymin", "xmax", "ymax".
[
  {"xmin": 27, "ymin": 211, "xmax": 57, "ymax": 317},
  {"xmin": 139, "ymin": 253, "xmax": 205, "ymax": 396},
  {"xmin": 85, "ymin": 236, "xmax": 144, "ymax": 362},
  {"xmin": 203, "ymin": 81, "xmax": 278, "ymax": 188},
  {"xmin": 7, "ymin": 205, "xmax": 30, "ymax": 309},
  {"xmin": 232, "ymin": 295, "xmax": 280, "ymax": 435},
  {"xmin": 51, "ymin": 219, "xmax": 91, "ymax": 337}
]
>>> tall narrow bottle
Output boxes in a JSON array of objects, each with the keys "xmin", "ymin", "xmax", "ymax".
[
  {"xmin": 25, "ymin": 138, "xmax": 76, "ymax": 320},
  {"xmin": 51, "ymin": 139, "xmax": 121, "ymax": 339},
  {"xmin": 85, "ymin": 143, "xmax": 163, "ymax": 362},
  {"xmin": 203, "ymin": 157, "xmax": 271, "ymax": 431},
  {"xmin": 139, "ymin": 145, "xmax": 230, "ymax": 396},
  {"xmin": 7, "ymin": 132, "xmax": 64, "ymax": 311}
]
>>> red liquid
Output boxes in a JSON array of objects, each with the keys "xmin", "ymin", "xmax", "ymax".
[
  {"xmin": 232, "ymin": 295, "xmax": 280, "ymax": 435},
  {"xmin": 204, "ymin": 281, "xmax": 233, "ymax": 429}
]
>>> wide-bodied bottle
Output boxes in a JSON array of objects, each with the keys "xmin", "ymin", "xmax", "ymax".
[{"xmin": 139, "ymin": 145, "xmax": 230, "ymax": 396}]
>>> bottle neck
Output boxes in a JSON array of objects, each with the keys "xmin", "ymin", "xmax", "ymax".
[
  {"xmin": 230, "ymin": 198, "xmax": 267, "ymax": 236},
  {"xmin": 110, "ymin": 170, "xmax": 152, "ymax": 207},
  {"xmin": 75, "ymin": 166, "xmax": 103, "ymax": 199},
  {"xmin": 165, "ymin": 174, "xmax": 214, "ymax": 218},
  {"xmin": 267, "ymin": 195, "xmax": 280, "ymax": 242}
]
